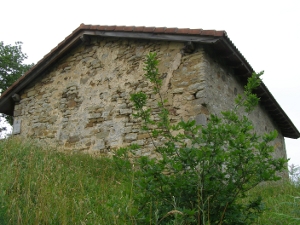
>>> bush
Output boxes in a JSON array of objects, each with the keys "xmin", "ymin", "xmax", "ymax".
[{"xmin": 119, "ymin": 52, "xmax": 288, "ymax": 224}]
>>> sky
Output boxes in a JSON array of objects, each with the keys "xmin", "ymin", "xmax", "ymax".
[{"xmin": 1, "ymin": 0, "xmax": 299, "ymax": 166}]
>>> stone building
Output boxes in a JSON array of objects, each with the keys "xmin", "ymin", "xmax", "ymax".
[{"xmin": 0, "ymin": 24, "xmax": 299, "ymax": 158}]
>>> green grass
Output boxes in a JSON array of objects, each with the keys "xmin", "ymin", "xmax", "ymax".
[
  {"xmin": 247, "ymin": 182, "xmax": 300, "ymax": 225},
  {"xmin": 0, "ymin": 137, "xmax": 299, "ymax": 224},
  {"xmin": 0, "ymin": 137, "xmax": 135, "ymax": 225}
]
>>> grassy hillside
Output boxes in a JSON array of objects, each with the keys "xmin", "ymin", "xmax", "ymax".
[
  {"xmin": 0, "ymin": 137, "xmax": 135, "ymax": 224},
  {"xmin": 0, "ymin": 137, "xmax": 299, "ymax": 224}
]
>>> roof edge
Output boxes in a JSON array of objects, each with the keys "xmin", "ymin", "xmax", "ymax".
[{"xmin": 0, "ymin": 24, "xmax": 299, "ymax": 139}]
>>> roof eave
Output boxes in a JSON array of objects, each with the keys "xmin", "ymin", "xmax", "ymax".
[
  {"xmin": 0, "ymin": 30, "xmax": 223, "ymax": 115},
  {"xmin": 0, "ymin": 25, "xmax": 299, "ymax": 139}
]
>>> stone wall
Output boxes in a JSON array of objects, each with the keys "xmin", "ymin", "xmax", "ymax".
[
  {"xmin": 13, "ymin": 37, "xmax": 286, "ymax": 160},
  {"xmin": 194, "ymin": 50, "xmax": 286, "ymax": 159},
  {"xmin": 171, "ymin": 48, "xmax": 285, "ymax": 160}
]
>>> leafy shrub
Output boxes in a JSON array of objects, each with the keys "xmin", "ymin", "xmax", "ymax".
[{"xmin": 119, "ymin": 52, "xmax": 287, "ymax": 224}]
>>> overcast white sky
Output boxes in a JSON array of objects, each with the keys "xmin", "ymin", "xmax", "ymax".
[{"xmin": 1, "ymin": 0, "xmax": 299, "ymax": 166}]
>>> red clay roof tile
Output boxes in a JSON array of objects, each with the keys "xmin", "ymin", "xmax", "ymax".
[
  {"xmin": 188, "ymin": 29, "xmax": 203, "ymax": 35},
  {"xmin": 165, "ymin": 28, "xmax": 178, "ymax": 33},
  {"xmin": 85, "ymin": 25, "xmax": 91, "ymax": 30},
  {"xmin": 177, "ymin": 28, "xmax": 190, "ymax": 34},
  {"xmin": 143, "ymin": 27, "xmax": 156, "ymax": 32},
  {"xmin": 90, "ymin": 25, "xmax": 99, "ymax": 30},
  {"xmin": 115, "ymin": 26, "xmax": 125, "ymax": 31},
  {"xmin": 214, "ymin": 30, "xmax": 225, "ymax": 37},
  {"xmin": 153, "ymin": 27, "xmax": 166, "ymax": 33},
  {"xmin": 201, "ymin": 30, "xmax": 217, "ymax": 36},
  {"xmin": 133, "ymin": 26, "xmax": 145, "ymax": 32},
  {"xmin": 96, "ymin": 25, "xmax": 106, "ymax": 30},
  {"xmin": 105, "ymin": 25, "xmax": 116, "ymax": 31},
  {"xmin": 123, "ymin": 26, "xmax": 134, "ymax": 31}
]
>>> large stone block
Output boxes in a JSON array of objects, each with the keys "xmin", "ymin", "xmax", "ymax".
[
  {"xmin": 125, "ymin": 133, "xmax": 137, "ymax": 141},
  {"xmin": 27, "ymin": 90, "xmax": 36, "ymax": 97},
  {"xmin": 68, "ymin": 135, "xmax": 80, "ymax": 143}
]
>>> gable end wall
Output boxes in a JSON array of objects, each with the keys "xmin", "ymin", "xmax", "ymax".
[{"xmin": 12, "ymin": 37, "xmax": 286, "ymax": 161}]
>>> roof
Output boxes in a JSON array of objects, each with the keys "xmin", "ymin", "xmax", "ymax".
[{"xmin": 0, "ymin": 24, "xmax": 299, "ymax": 139}]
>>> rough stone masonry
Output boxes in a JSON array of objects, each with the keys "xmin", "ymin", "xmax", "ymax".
[{"xmin": 12, "ymin": 37, "xmax": 286, "ymax": 159}]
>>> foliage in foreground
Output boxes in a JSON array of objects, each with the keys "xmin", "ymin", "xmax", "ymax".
[
  {"xmin": 120, "ymin": 52, "xmax": 288, "ymax": 224},
  {"xmin": 0, "ymin": 137, "xmax": 299, "ymax": 224}
]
